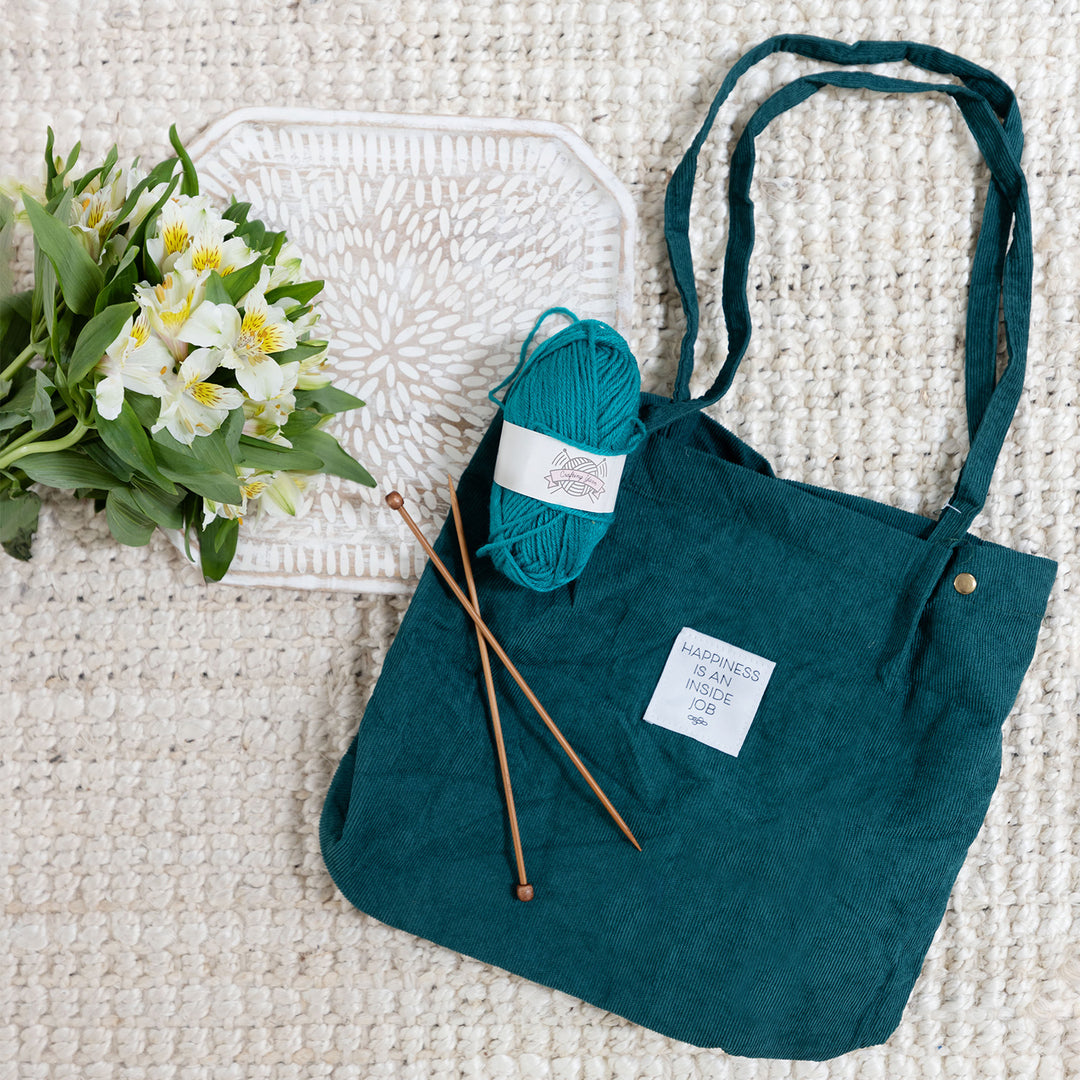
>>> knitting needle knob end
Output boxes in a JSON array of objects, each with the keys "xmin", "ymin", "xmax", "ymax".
[
  {"xmin": 516, "ymin": 883, "xmax": 535, "ymax": 902},
  {"xmin": 386, "ymin": 490, "xmax": 404, "ymax": 510}
]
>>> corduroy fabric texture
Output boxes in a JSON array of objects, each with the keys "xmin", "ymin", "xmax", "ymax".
[{"xmin": 320, "ymin": 38, "xmax": 1057, "ymax": 1060}]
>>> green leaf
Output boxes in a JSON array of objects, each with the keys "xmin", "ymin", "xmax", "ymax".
[
  {"xmin": 221, "ymin": 406, "xmax": 243, "ymax": 456},
  {"xmin": 0, "ymin": 370, "xmax": 55, "ymax": 435},
  {"xmin": 290, "ymin": 427, "xmax": 375, "ymax": 486},
  {"xmin": 129, "ymin": 475, "xmax": 185, "ymax": 529},
  {"xmin": 169, "ymin": 125, "xmax": 199, "ymax": 197},
  {"xmin": 0, "ymin": 297, "xmax": 33, "ymax": 374},
  {"xmin": 82, "ymin": 438, "xmax": 134, "ymax": 482},
  {"xmin": 96, "ymin": 399, "xmax": 176, "ymax": 493},
  {"xmin": 198, "ymin": 514, "xmax": 239, "ymax": 581},
  {"xmin": 235, "ymin": 217, "xmax": 266, "ymax": 251},
  {"xmin": 49, "ymin": 304, "xmax": 73, "ymax": 368},
  {"xmin": 145, "ymin": 155, "xmax": 181, "ymax": 187},
  {"xmin": 17, "ymin": 448, "xmax": 124, "ymax": 490},
  {"xmin": 222, "ymin": 200, "xmax": 251, "ymax": 225},
  {"xmin": 265, "ymin": 231, "xmax": 286, "ymax": 263},
  {"xmin": 294, "ymin": 385, "xmax": 365, "ymax": 415},
  {"xmin": 236, "ymin": 433, "xmax": 323, "ymax": 472},
  {"xmin": 68, "ymin": 301, "xmax": 138, "ymax": 385},
  {"xmin": 28, "ymin": 370, "xmax": 55, "ymax": 432},
  {"xmin": 38, "ymin": 254, "xmax": 58, "ymax": 338},
  {"xmin": 124, "ymin": 391, "xmax": 160, "ymax": 429},
  {"xmin": 271, "ymin": 340, "xmax": 327, "ymax": 365},
  {"xmin": 151, "ymin": 440, "xmax": 243, "ymax": 504},
  {"xmin": 106, "ymin": 159, "xmax": 176, "ymax": 242},
  {"xmin": 125, "ymin": 174, "xmax": 179, "ymax": 283},
  {"xmin": 105, "ymin": 487, "xmax": 156, "ymax": 546},
  {"xmin": 22, "ymin": 192, "xmax": 104, "ymax": 316},
  {"xmin": 94, "ymin": 244, "xmax": 140, "ymax": 312},
  {"xmin": 0, "ymin": 486, "xmax": 40, "ymax": 560},
  {"xmin": 180, "ymin": 493, "xmax": 198, "ymax": 562},
  {"xmin": 60, "ymin": 141, "xmax": 82, "ymax": 185},
  {"xmin": 43, "ymin": 128, "xmax": 57, "ymax": 196},
  {"xmin": 73, "ymin": 143, "xmax": 118, "ymax": 196},
  {"xmin": 1, "ymin": 288, "xmax": 33, "ymax": 337},
  {"xmin": 183, "ymin": 423, "xmax": 236, "ymax": 477},
  {"xmin": 223, "ymin": 256, "xmax": 265, "ymax": 305},
  {"xmin": 264, "ymin": 280, "xmax": 324, "ymax": 307},
  {"xmin": 279, "ymin": 408, "xmax": 322, "ymax": 439},
  {"xmin": 203, "ymin": 270, "xmax": 232, "ymax": 306}
]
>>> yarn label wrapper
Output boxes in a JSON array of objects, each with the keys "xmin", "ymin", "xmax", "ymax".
[
  {"xmin": 644, "ymin": 627, "xmax": 776, "ymax": 757},
  {"xmin": 493, "ymin": 421, "xmax": 627, "ymax": 514}
]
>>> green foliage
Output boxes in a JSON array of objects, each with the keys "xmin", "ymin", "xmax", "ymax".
[
  {"xmin": 169, "ymin": 125, "xmax": 199, "ymax": 198},
  {"xmin": 197, "ymin": 514, "xmax": 239, "ymax": 581},
  {"xmin": 289, "ymin": 428, "xmax": 375, "ymax": 486},
  {"xmin": 22, "ymin": 192, "xmax": 103, "ymax": 315},
  {"xmin": 68, "ymin": 301, "xmax": 138, "ymax": 384},
  {"xmin": 0, "ymin": 125, "xmax": 375, "ymax": 582},
  {"xmin": 96, "ymin": 400, "xmax": 176, "ymax": 493},
  {"xmin": 0, "ymin": 486, "xmax": 40, "ymax": 559},
  {"xmin": 294, "ymin": 385, "xmax": 365, "ymax": 415}
]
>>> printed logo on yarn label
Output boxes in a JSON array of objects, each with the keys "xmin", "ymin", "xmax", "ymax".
[
  {"xmin": 644, "ymin": 627, "xmax": 776, "ymax": 757},
  {"xmin": 544, "ymin": 447, "xmax": 609, "ymax": 503},
  {"xmin": 493, "ymin": 421, "xmax": 626, "ymax": 514}
]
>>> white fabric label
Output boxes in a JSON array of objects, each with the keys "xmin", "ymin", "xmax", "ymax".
[
  {"xmin": 644, "ymin": 627, "xmax": 776, "ymax": 757},
  {"xmin": 493, "ymin": 421, "xmax": 626, "ymax": 514}
]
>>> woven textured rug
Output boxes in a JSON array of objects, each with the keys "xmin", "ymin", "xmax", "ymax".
[{"xmin": 2, "ymin": 2, "xmax": 1077, "ymax": 1076}]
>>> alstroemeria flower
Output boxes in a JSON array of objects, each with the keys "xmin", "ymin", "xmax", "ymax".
[
  {"xmin": 151, "ymin": 347, "xmax": 242, "ymax": 445},
  {"xmin": 179, "ymin": 290, "xmax": 297, "ymax": 400},
  {"xmin": 71, "ymin": 163, "xmax": 129, "ymax": 262},
  {"xmin": 201, "ymin": 467, "xmax": 272, "ymax": 527},
  {"xmin": 295, "ymin": 345, "xmax": 332, "ymax": 390},
  {"xmin": 242, "ymin": 361, "xmax": 300, "ymax": 438},
  {"xmin": 134, "ymin": 269, "xmax": 205, "ymax": 361},
  {"xmin": 147, "ymin": 194, "xmax": 233, "ymax": 273},
  {"xmin": 266, "ymin": 240, "xmax": 304, "ymax": 289},
  {"xmin": 121, "ymin": 166, "xmax": 170, "ymax": 234},
  {"xmin": 173, "ymin": 220, "xmax": 254, "ymax": 279},
  {"xmin": 93, "ymin": 313, "xmax": 174, "ymax": 420},
  {"xmin": 256, "ymin": 469, "xmax": 313, "ymax": 519}
]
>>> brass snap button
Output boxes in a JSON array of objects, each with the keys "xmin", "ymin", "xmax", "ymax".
[{"xmin": 953, "ymin": 572, "xmax": 977, "ymax": 595}]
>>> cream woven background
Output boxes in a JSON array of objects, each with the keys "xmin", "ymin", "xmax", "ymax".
[{"xmin": 2, "ymin": 1, "xmax": 1078, "ymax": 1077}]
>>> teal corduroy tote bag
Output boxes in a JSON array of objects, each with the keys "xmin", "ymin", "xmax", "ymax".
[{"xmin": 321, "ymin": 36, "xmax": 1057, "ymax": 1059}]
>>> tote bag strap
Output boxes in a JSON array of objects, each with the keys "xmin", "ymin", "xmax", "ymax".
[{"xmin": 653, "ymin": 36, "xmax": 1031, "ymax": 546}]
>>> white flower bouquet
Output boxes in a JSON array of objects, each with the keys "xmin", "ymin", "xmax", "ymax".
[{"xmin": 0, "ymin": 127, "xmax": 374, "ymax": 579}]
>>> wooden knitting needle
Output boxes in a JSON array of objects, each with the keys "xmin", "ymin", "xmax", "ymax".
[
  {"xmin": 447, "ymin": 477, "xmax": 534, "ymax": 901},
  {"xmin": 386, "ymin": 490, "xmax": 642, "ymax": 851}
]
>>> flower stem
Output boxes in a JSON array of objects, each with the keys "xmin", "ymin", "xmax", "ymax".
[
  {"xmin": 0, "ymin": 340, "xmax": 42, "ymax": 386},
  {"xmin": 0, "ymin": 416, "xmax": 87, "ymax": 471},
  {"xmin": 0, "ymin": 407, "xmax": 74, "ymax": 459}
]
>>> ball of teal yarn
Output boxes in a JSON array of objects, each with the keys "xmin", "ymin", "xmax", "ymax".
[{"xmin": 478, "ymin": 307, "xmax": 645, "ymax": 592}]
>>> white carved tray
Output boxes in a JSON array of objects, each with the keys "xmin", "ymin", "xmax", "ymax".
[{"xmin": 174, "ymin": 107, "xmax": 636, "ymax": 592}]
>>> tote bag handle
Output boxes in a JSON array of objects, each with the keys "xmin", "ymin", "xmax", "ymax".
[{"xmin": 653, "ymin": 36, "xmax": 1031, "ymax": 545}]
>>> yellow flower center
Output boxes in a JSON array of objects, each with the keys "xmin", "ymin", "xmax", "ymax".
[
  {"xmin": 188, "ymin": 381, "xmax": 225, "ymax": 407},
  {"xmin": 131, "ymin": 315, "xmax": 150, "ymax": 347},
  {"xmin": 162, "ymin": 220, "xmax": 189, "ymax": 255},
  {"xmin": 81, "ymin": 196, "xmax": 105, "ymax": 230},
  {"xmin": 238, "ymin": 309, "xmax": 289, "ymax": 356},
  {"xmin": 159, "ymin": 301, "xmax": 191, "ymax": 332},
  {"xmin": 190, "ymin": 243, "xmax": 222, "ymax": 273}
]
